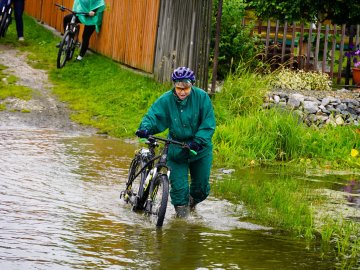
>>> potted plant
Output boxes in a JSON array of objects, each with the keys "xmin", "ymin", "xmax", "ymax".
[{"xmin": 345, "ymin": 47, "xmax": 360, "ymax": 85}]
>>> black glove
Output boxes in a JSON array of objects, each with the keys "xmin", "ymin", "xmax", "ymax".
[
  {"xmin": 135, "ymin": 129, "xmax": 151, "ymax": 138},
  {"xmin": 188, "ymin": 141, "xmax": 202, "ymax": 152}
]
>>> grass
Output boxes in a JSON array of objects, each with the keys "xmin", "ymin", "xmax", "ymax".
[
  {"xmin": 1, "ymin": 14, "xmax": 360, "ymax": 266},
  {"xmin": 0, "ymin": 63, "xmax": 33, "ymax": 101},
  {"xmin": 50, "ymin": 56, "xmax": 168, "ymax": 136},
  {"xmin": 213, "ymin": 65, "xmax": 360, "ymax": 170},
  {"xmin": 212, "ymin": 170, "xmax": 316, "ymax": 235},
  {"xmin": 1, "ymin": 15, "xmax": 168, "ymax": 136}
]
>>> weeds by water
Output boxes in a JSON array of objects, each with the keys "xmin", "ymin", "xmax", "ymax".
[{"xmin": 212, "ymin": 171, "xmax": 315, "ymax": 233}]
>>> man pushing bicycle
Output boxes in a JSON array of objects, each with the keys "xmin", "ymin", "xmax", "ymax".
[{"xmin": 135, "ymin": 67, "xmax": 216, "ymax": 218}]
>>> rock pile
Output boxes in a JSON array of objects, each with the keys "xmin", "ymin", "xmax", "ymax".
[{"xmin": 263, "ymin": 89, "xmax": 360, "ymax": 127}]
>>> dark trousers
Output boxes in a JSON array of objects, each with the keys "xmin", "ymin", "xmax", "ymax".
[
  {"xmin": 63, "ymin": 14, "xmax": 95, "ymax": 57},
  {"xmin": 12, "ymin": 0, "xmax": 24, "ymax": 38}
]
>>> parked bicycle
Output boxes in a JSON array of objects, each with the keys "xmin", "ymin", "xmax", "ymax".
[
  {"xmin": 55, "ymin": 3, "xmax": 87, "ymax": 69},
  {"xmin": 0, "ymin": 0, "xmax": 12, "ymax": 38},
  {"xmin": 120, "ymin": 135, "xmax": 197, "ymax": 227}
]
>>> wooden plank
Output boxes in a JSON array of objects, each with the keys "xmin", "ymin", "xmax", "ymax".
[
  {"xmin": 281, "ymin": 21, "xmax": 287, "ymax": 63},
  {"xmin": 141, "ymin": 0, "xmax": 160, "ymax": 72},
  {"xmin": 314, "ymin": 22, "xmax": 321, "ymax": 71},
  {"xmin": 298, "ymin": 23, "xmax": 305, "ymax": 68},
  {"xmin": 322, "ymin": 25, "xmax": 329, "ymax": 73},
  {"xmin": 337, "ymin": 24, "xmax": 346, "ymax": 84},
  {"xmin": 290, "ymin": 22, "xmax": 296, "ymax": 68},
  {"xmin": 330, "ymin": 25, "xmax": 337, "ymax": 79},
  {"xmin": 305, "ymin": 25, "xmax": 313, "ymax": 69},
  {"xmin": 90, "ymin": 0, "xmax": 113, "ymax": 57},
  {"xmin": 265, "ymin": 19, "xmax": 270, "ymax": 59}
]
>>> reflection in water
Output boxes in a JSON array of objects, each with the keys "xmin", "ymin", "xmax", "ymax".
[
  {"xmin": 0, "ymin": 127, "xmax": 337, "ymax": 269},
  {"xmin": 343, "ymin": 179, "xmax": 360, "ymax": 207}
]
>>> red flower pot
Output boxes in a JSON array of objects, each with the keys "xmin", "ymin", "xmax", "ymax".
[{"xmin": 353, "ymin": 68, "xmax": 360, "ymax": 86}]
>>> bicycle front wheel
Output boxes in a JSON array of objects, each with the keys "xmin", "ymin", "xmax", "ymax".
[
  {"xmin": 150, "ymin": 174, "xmax": 169, "ymax": 227},
  {"xmin": 0, "ymin": 8, "xmax": 11, "ymax": 38},
  {"xmin": 123, "ymin": 156, "xmax": 147, "ymax": 210},
  {"xmin": 57, "ymin": 31, "xmax": 72, "ymax": 68}
]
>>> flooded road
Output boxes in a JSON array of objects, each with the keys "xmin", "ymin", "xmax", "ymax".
[{"xmin": 0, "ymin": 123, "xmax": 338, "ymax": 269}]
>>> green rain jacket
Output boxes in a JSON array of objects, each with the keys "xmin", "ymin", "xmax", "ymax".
[
  {"xmin": 138, "ymin": 86, "xmax": 216, "ymax": 161},
  {"xmin": 73, "ymin": 0, "xmax": 106, "ymax": 33}
]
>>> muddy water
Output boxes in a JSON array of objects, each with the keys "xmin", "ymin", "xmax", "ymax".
[{"xmin": 0, "ymin": 125, "xmax": 338, "ymax": 269}]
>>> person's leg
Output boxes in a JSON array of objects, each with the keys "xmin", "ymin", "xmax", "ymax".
[
  {"xmin": 79, "ymin": 25, "xmax": 95, "ymax": 57},
  {"xmin": 63, "ymin": 14, "xmax": 73, "ymax": 33},
  {"xmin": 12, "ymin": 0, "xmax": 24, "ymax": 39},
  {"xmin": 189, "ymin": 153, "xmax": 212, "ymax": 207},
  {"xmin": 167, "ymin": 159, "xmax": 189, "ymax": 207}
]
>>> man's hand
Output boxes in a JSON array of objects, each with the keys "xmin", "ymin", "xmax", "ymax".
[
  {"xmin": 135, "ymin": 130, "xmax": 151, "ymax": 139},
  {"xmin": 88, "ymin": 11, "xmax": 95, "ymax": 17},
  {"xmin": 188, "ymin": 141, "xmax": 202, "ymax": 152}
]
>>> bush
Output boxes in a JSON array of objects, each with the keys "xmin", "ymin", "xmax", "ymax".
[
  {"xmin": 210, "ymin": 0, "xmax": 262, "ymax": 80},
  {"xmin": 270, "ymin": 69, "xmax": 332, "ymax": 91}
]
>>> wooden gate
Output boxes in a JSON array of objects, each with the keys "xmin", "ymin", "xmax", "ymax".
[{"xmin": 249, "ymin": 19, "xmax": 360, "ymax": 86}]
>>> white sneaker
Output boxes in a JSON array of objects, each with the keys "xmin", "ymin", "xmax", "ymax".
[
  {"xmin": 18, "ymin": 37, "xmax": 24, "ymax": 42},
  {"xmin": 76, "ymin": 55, "xmax": 83, "ymax": 61}
]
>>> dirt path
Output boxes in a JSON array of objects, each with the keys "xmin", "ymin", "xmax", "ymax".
[{"xmin": 0, "ymin": 44, "xmax": 94, "ymax": 133}]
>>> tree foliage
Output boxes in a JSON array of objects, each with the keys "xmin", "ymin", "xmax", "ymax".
[
  {"xmin": 211, "ymin": 0, "xmax": 261, "ymax": 80},
  {"xmin": 247, "ymin": 0, "xmax": 360, "ymax": 24}
]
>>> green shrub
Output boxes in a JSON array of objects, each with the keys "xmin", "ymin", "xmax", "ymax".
[{"xmin": 210, "ymin": 0, "xmax": 262, "ymax": 80}]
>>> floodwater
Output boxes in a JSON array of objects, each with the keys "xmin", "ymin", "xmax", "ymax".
[{"xmin": 1, "ymin": 123, "xmax": 353, "ymax": 269}]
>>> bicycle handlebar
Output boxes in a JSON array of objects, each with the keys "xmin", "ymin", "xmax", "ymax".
[
  {"xmin": 55, "ymin": 3, "xmax": 89, "ymax": 15},
  {"xmin": 140, "ymin": 136, "xmax": 197, "ymax": 156}
]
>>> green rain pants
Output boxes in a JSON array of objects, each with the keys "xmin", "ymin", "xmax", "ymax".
[{"xmin": 167, "ymin": 153, "xmax": 212, "ymax": 206}]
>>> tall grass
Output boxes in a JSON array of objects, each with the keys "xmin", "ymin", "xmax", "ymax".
[{"xmin": 212, "ymin": 63, "xmax": 360, "ymax": 169}]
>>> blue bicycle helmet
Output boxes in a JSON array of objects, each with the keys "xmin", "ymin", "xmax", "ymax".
[{"xmin": 171, "ymin": 67, "xmax": 195, "ymax": 83}]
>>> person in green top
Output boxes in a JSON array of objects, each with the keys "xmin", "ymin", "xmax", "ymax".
[
  {"xmin": 61, "ymin": 0, "xmax": 105, "ymax": 61},
  {"xmin": 135, "ymin": 67, "xmax": 216, "ymax": 218}
]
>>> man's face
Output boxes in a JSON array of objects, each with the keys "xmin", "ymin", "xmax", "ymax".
[{"xmin": 174, "ymin": 81, "xmax": 192, "ymax": 100}]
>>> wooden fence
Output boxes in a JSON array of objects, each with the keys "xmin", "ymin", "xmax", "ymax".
[
  {"xmin": 24, "ymin": 0, "xmax": 212, "ymax": 90},
  {"xmin": 249, "ymin": 19, "xmax": 360, "ymax": 85},
  {"xmin": 25, "ymin": 0, "xmax": 160, "ymax": 74},
  {"xmin": 154, "ymin": 0, "xmax": 212, "ymax": 89}
]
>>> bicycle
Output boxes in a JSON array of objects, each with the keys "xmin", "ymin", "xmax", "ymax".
[
  {"xmin": 55, "ymin": 3, "xmax": 87, "ymax": 69},
  {"xmin": 0, "ymin": 0, "xmax": 12, "ymax": 38},
  {"xmin": 120, "ymin": 135, "xmax": 197, "ymax": 227}
]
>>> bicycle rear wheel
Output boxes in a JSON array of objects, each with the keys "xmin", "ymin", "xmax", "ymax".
[
  {"xmin": 57, "ymin": 31, "xmax": 72, "ymax": 68},
  {"xmin": 149, "ymin": 174, "xmax": 169, "ymax": 227},
  {"xmin": 123, "ymin": 156, "xmax": 147, "ymax": 210}
]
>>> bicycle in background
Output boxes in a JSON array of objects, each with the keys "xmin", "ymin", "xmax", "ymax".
[
  {"xmin": 55, "ymin": 3, "xmax": 87, "ymax": 68},
  {"xmin": 120, "ymin": 135, "xmax": 197, "ymax": 227},
  {"xmin": 0, "ymin": 0, "xmax": 12, "ymax": 38}
]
